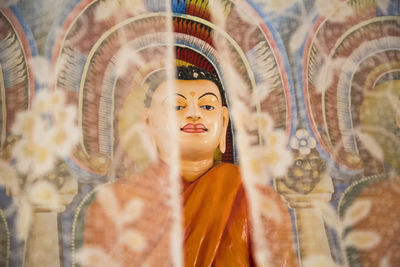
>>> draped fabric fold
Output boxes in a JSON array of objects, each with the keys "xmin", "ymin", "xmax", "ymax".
[
  {"xmin": 183, "ymin": 163, "xmax": 251, "ymax": 267},
  {"xmin": 183, "ymin": 163, "xmax": 298, "ymax": 267},
  {"xmin": 83, "ymin": 162, "xmax": 298, "ymax": 267}
]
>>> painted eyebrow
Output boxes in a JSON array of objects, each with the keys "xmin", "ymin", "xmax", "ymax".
[
  {"xmin": 198, "ymin": 92, "xmax": 219, "ymax": 102},
  {"xmin": 176, "ymin": 93, "xmax": 186, "ymax": 99}
]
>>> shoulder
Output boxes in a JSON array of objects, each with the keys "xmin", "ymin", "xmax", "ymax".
[
  {"xmin": 211, "ymin": 163, "xmax": 241, "ymax": 181},
  {"xmin": 213, "ymin": 164, "xmax": 287, "ymax": 206}
]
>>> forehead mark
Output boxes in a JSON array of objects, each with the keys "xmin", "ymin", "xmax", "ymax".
[{"xmin": 190, "ymin": 92, "xmax": 195, "ymax": 97}]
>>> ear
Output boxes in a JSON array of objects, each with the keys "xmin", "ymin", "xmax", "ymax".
[{"xmin": 218, "ymin": 106, "xmax": 229, "ymax": 154}]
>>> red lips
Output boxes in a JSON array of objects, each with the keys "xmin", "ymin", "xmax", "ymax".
[{"xmin": 181, "ymin": 123, "xmax": 208, "ymax": 133}]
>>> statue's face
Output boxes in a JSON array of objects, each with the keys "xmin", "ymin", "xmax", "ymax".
[
  {"xmin": 147, "ymin": 79, "xmax": 228, "ymax": 161},
  {"xmin": 283, "ymin": 150, "xmax": 325, "ymax": 194}
]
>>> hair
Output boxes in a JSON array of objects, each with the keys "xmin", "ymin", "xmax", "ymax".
[{"xmin": 143, "ymin": 65, "xmax": 226, "ymax": 107}]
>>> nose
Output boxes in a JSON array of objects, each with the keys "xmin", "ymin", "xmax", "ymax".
[
  {"xmin": 304, "ymin": 161, "xmax": 312, "ymax": 171},
  {"xmin": 185, "ymin": 103, "xmax": 201, "ymax": 121}
]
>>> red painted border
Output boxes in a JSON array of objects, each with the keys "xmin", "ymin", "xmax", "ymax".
[{"xmin": 302, "ymin": 16, "xmax": 331, "ymax": 154}]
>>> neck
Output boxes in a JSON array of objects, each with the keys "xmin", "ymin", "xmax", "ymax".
[{"xmin": 180, "ymin": 157, "xmax": 214, "ymax": 182}]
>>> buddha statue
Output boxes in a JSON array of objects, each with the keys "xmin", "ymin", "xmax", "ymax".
[{"xmin": 81, "ymin": 66, "xmax": 297, "ymax": 267}]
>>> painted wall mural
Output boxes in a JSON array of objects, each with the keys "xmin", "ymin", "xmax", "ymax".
[{"xmin": 0, "ymin": 0, "xmax": 399, "ymax": 266}]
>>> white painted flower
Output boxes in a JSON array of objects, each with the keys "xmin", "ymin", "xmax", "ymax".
[
  {"xmin": 120, "ymin": 198, "xmax": 144, "ymax": 226},
  {"xmin": 249, "ymin": 146, "xmax": 292, "ymax": 179},
  {"xmin": 253, "ymin": 112, "xmax": 274, "ymax": 134},
  {"xmin": 356, "ymin": 130, "xmax": 384, "ymax": 161},
  {"xmin": 119, "ymin": 229, "xmax": 147, "ymax": 252},
  {"xmin": 242, "ymin": 112, "xmax": 272, "ymax": 134},
  {"xmin": 290, "ymin": 129, "xmax": 316, "ymax": 155},
  {"xmin": 49, "ymin": 90, "xmax": 67, "ymax": 111},
  {"xmin": 11, "ymin": 110, "xmax": 42, "ymax": 137},
  {"xmin": 264, "ymin": 130, "xmax": 286, "ymax": 148},
  {"xmin": 11, "ymin": 89, "xmax": 79, "ymax": 175},
  {"xmin": 344, "ymin": 230, "xmax": 381, "ymax": 250},
  {"xmin": 343, "ymin": 199, "xmax": 371, "ymax": 227},
  {"xmin": 33, "ymin": 89, "xmax": 67, "ymax": 113},
  {"xmin": 12, "ymin": 138, "xmax": 55, "ymax": 176},
  {"xmin": 314, "ymin": 57, "xmax": 347, "ymax": 93},
  {"xmin": 16, "ymin": 197, "xmax": 32, "ymax": 240},
  {"xmin": 50, "ymin": 125, "xmax": 79, "ymax": 158},
  {"xmin": 249, "ymin": 130, "xmax": 292, "ymax": 178},
  {"xmin": 265, "ymin": 146, "xmax": 293, "ymax": 177},
  {"xmin": 33, "ymin": 89, "xmax": 53, "ymax": 113},
  {"xmin": 28, "ymin": 180, "xmax": 60, "ymax": 208},
  {"xmin": 97, "ymin": 187, "xmax": 121, "ymax": 222},
  {"xmin": 75, "ymin": 247, "xmax": 120, "ymax": 267},
  {"xmin": 53, "ymin": 103, "xmax": 77, "ymax": 127}
]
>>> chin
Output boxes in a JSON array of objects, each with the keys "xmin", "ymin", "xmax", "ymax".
[
  {"xmin": 180, "ymin": 136, "xmax": 218, "ymax": 148},
  {"xmin": 179, "ymin": 147, "xmax": 215, "ymax": 160}
]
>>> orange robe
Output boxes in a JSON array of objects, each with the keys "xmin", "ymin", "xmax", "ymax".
[
  {"xmin": 83, "ymin": 163, "xmax": 298, "ymax": 266},
  {"xmin": 183, "ymin": 163, "xmax": 298, "ymax": 267}
]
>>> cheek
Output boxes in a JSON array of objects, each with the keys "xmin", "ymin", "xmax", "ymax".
[
  {"xmin": 204, "ymin": 112, "xmax": 223, "ymax": 132},
  {"xmin": 292, "ymin": 168, "xmax": 304, "ymax": 178},
  {"xmin": 176, "ymin": 110, "xmax": 185, "ymax": 121}
]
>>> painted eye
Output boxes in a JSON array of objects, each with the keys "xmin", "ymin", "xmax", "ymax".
[
  {"xmin": 310, "ymin": 159, "xmax": 320, "ymax": 167},
  {"xmin": 295, "ymin": 159, "xmax": 303, "ymax": 166},
  {"xmin": 200, "ymin": 105, "xmax": 214, "ymax": 111},
  {"xmin": 176, "ymin": 105, "xmax": 185, "ymax": 111}
]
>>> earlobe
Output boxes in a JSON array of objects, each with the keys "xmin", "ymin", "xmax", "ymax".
[{"xmin": 218, "ymin": 107, "xmax": 229, "ymax": 154}]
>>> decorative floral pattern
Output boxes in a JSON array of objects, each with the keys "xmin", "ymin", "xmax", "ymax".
[
  {"xmin": 289, "ymin": 129, "xmax": 317, "ymax": 155},
  {"xmin": 245, "ymin": 112, "xmax": 293, "ymax": 180},
  {"xmin": 1, "ymin": 87, "xmax": 79, "ymax": 243},
  {"xmin": 11, "ymin": 89, "xmax": 79, "ymax": 178}
]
